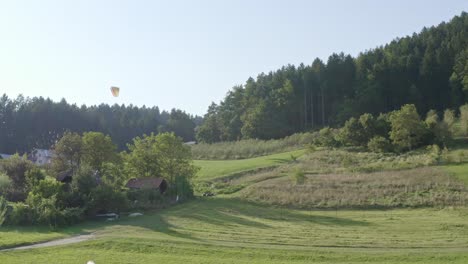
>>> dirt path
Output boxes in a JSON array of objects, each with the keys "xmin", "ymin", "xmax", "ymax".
[{"xmin": 0, "ymin": 234, "xmax": 95, "ymax": 252}]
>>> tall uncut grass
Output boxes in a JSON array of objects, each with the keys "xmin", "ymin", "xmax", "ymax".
[
  {"xmin": 241, "ymin": 167, "xmax": 468, "ymax": 209},
  {"xmin": 191, "ymin": 132, "xmax": 315, "ymax": 160}
]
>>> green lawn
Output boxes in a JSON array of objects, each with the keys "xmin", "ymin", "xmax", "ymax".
[
  {"xmin": 444, "ymin": 163, "xmax": 468, "ymax": 185},
  {"xmin": 1, "ymin": 198, "xmax": 468, "ymax": 263},
  {"xmin": 194, "ymin": 149, "xmax": 305, "ymax": 181}
]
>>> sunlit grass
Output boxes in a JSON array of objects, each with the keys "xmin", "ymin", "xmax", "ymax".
[
  {"xmin": 1, "ymin": 199, "xmax": 468, "ymax": 263},
  {"xmin": 194, "ymin": 149, "xmax": 305, "ymax": 181}
]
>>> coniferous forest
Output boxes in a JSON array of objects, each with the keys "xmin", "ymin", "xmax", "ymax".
[
  {"xmin": 196, "ymin": 12, "xmax": 468, "ymax": 143},
  {"xmin": 0, "ymin": 98, "xmax": 201, "ymax": 153}
]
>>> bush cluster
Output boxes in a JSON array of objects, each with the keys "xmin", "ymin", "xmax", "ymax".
[{"xmin": 312, "ymin": 104, "xmax": 458, "ymax": 153}]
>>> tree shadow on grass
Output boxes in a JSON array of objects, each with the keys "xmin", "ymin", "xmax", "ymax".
[
  {"xmin": 127, "ymin": 197, "xmax": 371, "ymax": 234},
  {"xmin": 267, "ymin": 158, "xmax": 291, "ymax": 164},
  {"xmin": 205, "ymin": 197, "xmax": 371, "ymax": 227},
  {"xmin": 1, "ymin": 196, "xmax": 371, "ymax": 249}
]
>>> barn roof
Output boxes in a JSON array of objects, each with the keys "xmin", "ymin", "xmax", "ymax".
[
  {"xmin": 56, "ymin": 170, "xmax": 73, "ymax": 182},
  {"xmin": 126, "ymin": 177, "xmax": 166, "ymax": 189}
]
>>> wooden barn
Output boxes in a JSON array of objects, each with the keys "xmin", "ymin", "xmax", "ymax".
[{"xmin": 125, "ymin": 177, "xmax": 168, "ymax": 194}]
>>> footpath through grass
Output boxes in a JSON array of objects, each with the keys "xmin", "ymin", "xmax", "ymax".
[
  {"xmin": 1, "ymin": 198, "xmax": 468, "ymax": 263},
  {"xmin": 194, "ymin": 149, "xmax": 305, "ymax": 181}
]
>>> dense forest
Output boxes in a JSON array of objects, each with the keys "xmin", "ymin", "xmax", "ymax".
[
  {"xmin": 0, "ymin": 96, "xmax": 201, "ymax": 153},
  {"xmin": 196, "ymin": 12, "xmax": 468, "ymax": 143}
]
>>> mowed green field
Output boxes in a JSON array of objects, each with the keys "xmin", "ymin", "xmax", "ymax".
[
  {"xmin": 194, "ymin": 149, "xmax": 305, "ymax": 181},
  {"xmin": 2, "ymin": 148, "xmax": 468, "ymax": 263},
  {"xmin": 1, "ymin": 198, "xmax": 468, "ymax": 263}
]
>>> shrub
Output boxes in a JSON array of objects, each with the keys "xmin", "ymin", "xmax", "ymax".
[
  {"xmin": 368, "ymin": 136, "xmax": 392, "ymax": 153},
  {"xmin": 443, "ymin": 109, "xmax": 456, "ymax": 135},
  {"xmin": 290, "ymin": 169, "xmax": 305, "ymax": 185},
  {"xmin": 0, "ymin": 154, "xmax": 33, "ymax": 190},
  {"xmin": 88, "ymin": 185, "xmax": 129, "ymax": 215},
  {"xmin": 25, "ymin": 167, "xmax": 46, "ymax": 189},
  {"xmin": 389, "ymin": 104, "xmax": 428, "ymax": 151},
  {"xmin": 72, "ymin": 164, "xmax": 98, "ymax": 196},
  {"xmin": 0, "ymin": 196, "xmax": 7, "ymax": 226},
  {"xmin": 8, "ymin": 202, "xmax": 33, "ymax": 226},
  {"xmin": 337, "ymin": 117, "xmax": 366, "ymax": 146},
  {"xmin": 60, "ymin": 207, "xmax": 84, "ymax": 226},
  {"xmin": 313, "ymin": 127, "xmax": 340, "ymax": 148},
  {"xmin": 460, "ymin": 104, "xmax": 468, "ymax": 136},
  {"xmin": 290, "ymin": 154, "xmax": 298, "ymax": 162},
  {"xmin": 0, "ymin": 172, "xmax": 12, "ymax": 195}
]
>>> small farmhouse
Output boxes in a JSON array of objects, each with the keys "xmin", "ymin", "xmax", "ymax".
[
  {"xmin": 29, "ymin": 149, "xmax": 54, "ymax": 165},
  {"xmin": 0, "ymin": 153, "xmax": 12, "ymax": 159},
  {"xmin": 125, "ymin": 177, "xmax": 168, "ymax": 194}
]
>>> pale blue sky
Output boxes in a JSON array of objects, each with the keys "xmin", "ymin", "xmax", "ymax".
[{"xmin": 0, "ymin": 0, "xmax": 466, "ymax": 115}]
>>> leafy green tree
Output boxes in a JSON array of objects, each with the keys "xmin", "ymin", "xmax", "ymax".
[
  {"xmin": 25, "ymin": 167, "xmax": 46, "ymax": 190},
  {"xmin": 368, "ymin": 136, "xmax": 392, "ymax": 153},
  {"xmin": 338, "ymin": 117, "xmax": 365, "ymax": 146},
  {"xmin": 71, "ymin": 164, "xmax": 98, "ymax": 197},
  {"xmin": 0, "ymin": 154, "xmax": 33, "ymax": 191},
  {"xmin": 425, "ymin": 110, "xmax": 452, "ymax": 146},
  {"xmin": 100, "ymin": 162, "xmax": 127, "ymax": 190},
  {"xmin": 158, "ymin": 109, "xmax": 196, "ymax": 142},
  {"xmin": 313, "ymin": 127, "xmax": 340, "ymax": 148},
  {"xmin": 125, "ymin": 132, "xmax": 198, "ymax": 197},
  {"xmin": 52, "ymin": 132, "xmax": 83, "ymax": 174},
  {"xmin": 153, "ymin": 133, "xmax": 199, "ymax": 197},
  {"xmin": 81, "ymin": 132, "xmax": 117, "ymax": 173},
  {"xmin": 443, "ymin": 109, "xmax": 456, "ymax": 133},
  {"xmin": 459, "ymin": 104, "xmax": 468, "ymax": 136},
  {"xmin": 0, "ymin": 172, "xmax": 12, "ymax": 195},
  {"xmin": 389, "ymin": 104, "xmax": 427, "ymax": 151},
  {"xmin": 125, "ymin": 133, "xmax": 163, "ymax": 178},
  {"xmin": 196, "ymin": 104, "xmax": 223, "ymax": 143}
]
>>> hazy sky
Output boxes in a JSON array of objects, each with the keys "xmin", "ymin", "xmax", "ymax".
[{"xmin": 0, "ymin": 1, "xmax": 466, "ymax": 115}]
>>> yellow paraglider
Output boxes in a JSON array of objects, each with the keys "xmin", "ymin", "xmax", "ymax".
[{"xmin": 110, "ymin": 86, "xmax": 120, "ymax": 97}]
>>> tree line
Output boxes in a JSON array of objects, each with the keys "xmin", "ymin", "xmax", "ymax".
[
  {"xmin": 196, "ymin": 12, "xmax": 468, "ymax": 143},
  {"xmin": 0, "ymin": 131, "xmax": 197, "ymax": 228},
  {"xmin": 0, "ymin": 95, "xmax": 201, "ymax": 153}
]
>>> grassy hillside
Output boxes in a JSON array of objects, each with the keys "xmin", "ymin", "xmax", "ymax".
[
  {"xmin": 194, "ymin": 149, "xmax": 305, "ymax": 181},
  {"xmin": 241, "ymin": 167, "xmax": 468, "ymax": 208},
  {"xmin": 2, "ymin": 144, "xmax": 468, "ymax": 263},
  {"xmin": 191, "ymin": 133, "xmax": 314, "ymax": 160},
  {"xmin": 1, "ymin": 199, "xmax": 468, "ymax": 263}
]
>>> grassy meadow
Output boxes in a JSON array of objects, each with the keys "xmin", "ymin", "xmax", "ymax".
[
  {"xmin": 1, "ymin": 199, "xmax": 468, "ymax": 263},
  {"xmin": 194, "ymin": 149, "xmax": 305, "ymax": 181},
  {"xmin": 191, "ymin": 132, "xmax": 314, "ymax": 160},
  {"xmin": 2, "ymin": 144, "xmax": 468, "ymax": 263}
]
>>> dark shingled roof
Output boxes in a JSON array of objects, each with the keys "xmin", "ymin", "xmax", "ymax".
[
  {"xmin": 125, "ymin": 177, "xmax": 167, "ymax": 189},
  {"xmin": 56, "ymin": 170, "xmax": 73, "ymax": 182}
]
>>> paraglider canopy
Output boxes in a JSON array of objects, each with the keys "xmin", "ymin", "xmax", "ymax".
[{"xmin": 110, "ymin": 86, "xmax": 120, "ymax": 97}]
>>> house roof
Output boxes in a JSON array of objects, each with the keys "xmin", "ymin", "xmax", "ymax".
[
  {"xmin": 56, "ymin": 170, "xmax": 73, "ymax": 182},
  {"xmin": 0, "ymin": 153, "xmax": 11, "ymax": 159},
  {"xmin": 126, "ymin": 177, "xmax": 166, "ymax": 189}
]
